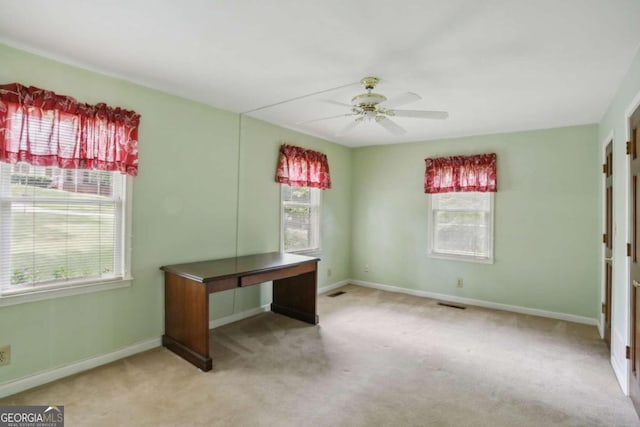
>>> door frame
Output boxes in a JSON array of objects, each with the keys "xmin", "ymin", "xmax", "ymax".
[
  {"xmin": 625, "ymin": 89, "xmax": 640, "ymax": 396},
  {"xmin": 601, "ymin": 131, "xmax": 614, "ymax": 340}
]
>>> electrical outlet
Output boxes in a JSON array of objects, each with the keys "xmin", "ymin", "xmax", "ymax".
[
  {"xmin": 0, "ymin": 345, "xmax": 10, "ymax": 366},
  {"xmin": 364, "ymin": 264, "xmax": 369, "ymax": 273},
  {"xmin": 327, "ymin": 268, "xmax": 332, "ymax": 278},
  {"xmin": 457, "ymin": 278, "xmax": 464, "ymax": 288}
]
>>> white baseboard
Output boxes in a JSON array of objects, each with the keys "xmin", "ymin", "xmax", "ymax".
[
  {"xmin": 350, "ymin": 279, "xmax": 599, "ymax": 326},
  {"xmin": 209, "ymin": 304, "xmax": 271, "ymax": 329},
  {"xmin": 0, "ymin": 279, "xmax": 352, "ymax": 399},
  {"xmin": 597, "ymin": 318, "xmax": 604, "ymax": 339},
  {"xmin": 13, "ymin": 277, "xmax": 595, "ymax": 399},
  {"xmin": 0, "ymin": 337, "xmax": 161, "ymax": 399},
  {"xmin": 208, "ymin": 279, "xmax": 350, "ymax": 329},
  {"xmin": 1, "ymin": 304, "xmax": 279, "ymax": 399},
  {"xmin": 318, "ymin": 280, "xmax": 350, "ymax": 295}
]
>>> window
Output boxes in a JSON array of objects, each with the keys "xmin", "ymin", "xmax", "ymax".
[
  {"xmin": 0, "ymin": 83, "xmax": 138, "ymax": 304},
  {"xmin": 0, "ymin": 162, "xmax": 131, "ymax": 300},
  {"xmin": 428, "ymin": 192, "xmax": 494, "ymax": 263},
  {"xmin": 281, "ymin": 186, "xmax": 320, "ymax": 253}
]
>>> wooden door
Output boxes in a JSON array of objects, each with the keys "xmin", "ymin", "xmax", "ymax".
[
  {"xmin": 629, "ymin": 103, "xmax": 640, "ymax": 413},
  {"xmin": 604, "ymin": 141, "xmax": 613, "ymax": 348}
]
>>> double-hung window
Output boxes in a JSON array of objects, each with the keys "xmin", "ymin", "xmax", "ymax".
[
  {"xmin": 428, "ymin": 192, "xmax": 494, "ymax": 263},
  {"xmin": 0, "ymin": 163, "xmax": 131, "ymax": 299},
  {"xmin": 281, "ymin": 186, "xmax": 320, "ymax": 254}
]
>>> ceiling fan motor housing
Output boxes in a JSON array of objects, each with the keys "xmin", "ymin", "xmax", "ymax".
[
  {"xmin": 353, "ymin": 76, "xmax": 387, "ymax": 107},
  {"xmin": 351, "ymin": 92, "xmax": 387, "ymax": 107}
]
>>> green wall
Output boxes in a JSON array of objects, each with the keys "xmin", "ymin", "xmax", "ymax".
[
  {"xmin": 0, "ymin": 40, "xmax": 606, "ymax": 388},
  {"xmin": 350, "ymin": 125, "xmax": 600, "ymax": 318},
  {"xmin": 0, "ymin": 44, "xmax": 352, "ymax": 384}
]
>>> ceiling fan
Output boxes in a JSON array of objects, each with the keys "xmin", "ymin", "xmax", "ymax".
[{"xmin": 302, "ymin": 76, "xmax": 448, "ymax": 136}]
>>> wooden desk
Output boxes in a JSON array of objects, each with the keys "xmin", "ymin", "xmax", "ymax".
[{"xmin": 160, "ymin": 252, "xmax": 319, "ymax": 371}]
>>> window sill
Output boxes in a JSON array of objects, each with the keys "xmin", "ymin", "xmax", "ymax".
[
  {"xmin": 285, "ymin": 248, "xmax": 322, "ymax": 257},
  {"xmin": 427, "ymin": 252, "xmax": 494, "ymax": 264},
  {"xmin": 0, "ymin": 277, "xmax": 133, "ymax": 307}
]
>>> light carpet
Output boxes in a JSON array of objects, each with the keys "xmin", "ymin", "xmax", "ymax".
[{"xmin": 1, "ymin": 284, "xmax": 638, "ymax": 426}]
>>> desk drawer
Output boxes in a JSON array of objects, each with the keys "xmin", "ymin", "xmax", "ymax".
[
  {"xmin": 206, "ymin": 277, "xmax": 239, "ymax": 293},
  {"xmin": 240, "ymin": 262, "xmax": 316, "ymax": 287}
]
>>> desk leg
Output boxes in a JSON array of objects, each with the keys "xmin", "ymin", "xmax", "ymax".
[
  {"xmin": 162, "ymin": 272, "xmax": 212, "ymax": 371},
  {"xmin": 271, "ymin": 267, "xmax": 319, "ymax": 325}
]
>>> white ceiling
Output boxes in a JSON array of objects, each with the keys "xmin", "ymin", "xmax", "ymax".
[{"xmin": 1, "ymin": 0, "xmax": 640, "ymax": 147}]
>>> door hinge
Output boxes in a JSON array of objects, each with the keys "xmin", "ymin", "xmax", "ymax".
[
  {"xmin": 601, "ymin": 302, "xmax": 606, "ymax": 314},
  {"xmin": 603, "ymin": 163, "xmax": 607, "ymax": 174},
  {"xmin": 628, "ymin": 140, "xmax": 634, "ymax": 155},
  {"xmin": 627, "ymin": 345, "xmax": 632, "ymax": 359},
  {"xmin": 628, "ymin": 243, "xmax": 633, "ymax": 257},
  {"xmin": 603, "ymin": 233, "xmax": 607, "ymax": 244}
]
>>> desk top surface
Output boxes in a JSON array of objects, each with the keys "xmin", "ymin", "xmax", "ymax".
[{"xmin": 160, "ymin": 252, "xmax": 319, "ymax": 283}]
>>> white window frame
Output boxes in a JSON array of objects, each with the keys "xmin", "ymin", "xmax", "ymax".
[
  {"xmin": 427, "ymin": 192, "xmax": 494, "ymax": 264},
  {"xmin": 0, "ymin": 164, "xmax": 133, "ymax": 306},
  {"xmin": 280, "ymin": 185, "xmax": 321, "ymax": 255}
]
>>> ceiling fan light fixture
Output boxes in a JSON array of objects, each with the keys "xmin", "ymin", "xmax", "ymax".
[{"xmin": 360, "ymin": 110, "xmax": 377, "ymax": 121}]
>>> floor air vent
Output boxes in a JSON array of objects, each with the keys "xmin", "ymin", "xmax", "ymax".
[
  {"xmin": 437, "ymin": 302, "xmax": 466, "ymax": 310},
  {"xmin": 328, "ymin": 291, "xmax": 346, "ymax": 297}
]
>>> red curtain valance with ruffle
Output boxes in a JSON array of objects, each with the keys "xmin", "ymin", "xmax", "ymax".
[
  {"xmin": 424, "ymin": 153, "xmax": 497, "ymax": 193},
  {"xmin": 0, "ymin": 83, "xmax": 140, "ymax": 176},
  {"xmin": 275, "ymin": 144, "xmax": 331, "ymax": 189}
]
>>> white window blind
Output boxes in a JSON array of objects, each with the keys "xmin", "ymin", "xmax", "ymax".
[
  {"xmin": 428, "ymin": 192, "xmax": 493, "ymax": 262},
  {"xmin": 0, "ymin": 162, "xmax": 128, "ymax": 296},
  {"xmin": 281, "ymin": 186, "xmax": 320, "ymax": 253}
]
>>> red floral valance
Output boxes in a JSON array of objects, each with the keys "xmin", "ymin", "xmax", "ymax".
[
  {"xmin": 276, "ymin": 144, "xmax": 331, "ymax": 189},
  {"xmin": 0, "ymin": 83, "xmax": 140, "ymax": 176},
  {"xmin": 424, "ymin": 153, "xmax": 497, "ymax": 193}
]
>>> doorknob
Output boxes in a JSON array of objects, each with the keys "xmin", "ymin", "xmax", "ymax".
[{"xmin": 634, "ymin": 280, "xmax": 640, "ymax": 288}]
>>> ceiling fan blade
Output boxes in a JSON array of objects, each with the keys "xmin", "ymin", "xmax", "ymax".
[
  {"xmin": 391, "ymin": 109, "xmax": 449, "ymax": 119},
  {"xmin": 297, "ymin": 113, "xmax": 356, "ymax": 125},
  {"xmin": 379, "ymin": 92, "xmax": 421, "ymax": 109},
  {"xmin": 376, "ymin": 117, "xmax": 407, "ymax": 136},
  {"xmin": 335, "ymin": 119, "xmax": 362, "ymax": 136},
  {"xmin": 322, "ymin": 99, "xmax": 354, "ymax": 108}
]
